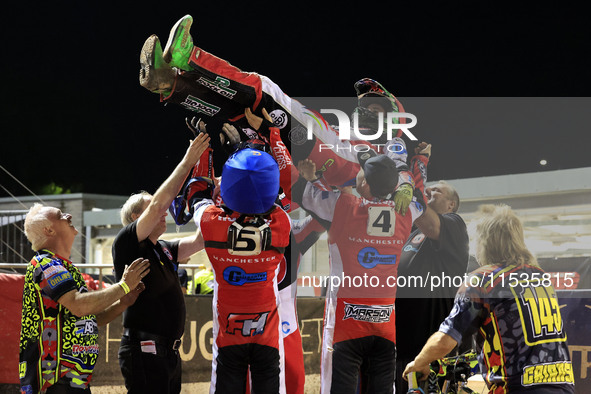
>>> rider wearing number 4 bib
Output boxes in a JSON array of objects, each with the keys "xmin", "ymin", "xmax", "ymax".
[
  {"xmin": 192, "ymin": 146, "xmax": 291, "ymax": 394},
  {"xmin": 292, "ymin": 150, "xmax": 426, "ymax": 393},
  {"xmin": 403, "ymin": 204, "xmax": 574, "ymax": 394}
]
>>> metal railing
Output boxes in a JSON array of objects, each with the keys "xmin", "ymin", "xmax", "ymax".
[{"xmin": 0, "ymin": 210, "xmax": 31, "ymax": 265}]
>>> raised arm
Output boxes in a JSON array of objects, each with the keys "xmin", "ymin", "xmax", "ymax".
[
  {"xmin": 291, "ymin": 159, "xmax": 340, "ymax": 224},
  {"xmin": 177, "ymin": 229, "xmax": 205, "ymax": 261},
  {"xmin": 402, "ymin": 331, "xmax": 458, "ymax": 381},
  {"xmin": 136, "ymin": 132, "xmax": 210, "ymax": 241},
  {"xmin": 409, "ymin": 142, "xmax": 431, "ymax": 196},
  {"xmin": 414, "ymin": 205, "xmax": 442, "ymax": 240},
  {"xmin": 244, "ymin": 107, "xmax": 296, "ymax": 201}
]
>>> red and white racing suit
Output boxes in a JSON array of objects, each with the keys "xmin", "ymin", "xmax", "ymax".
[
  {"xmin": 260, "ymin": 126, "xmax": 326, "ymax": 394},
  {"xmin": 272, "ymin": 215, "xmax": 325, "ymax": 394},
  {"xmin": 293, "ymin": 178, "xmax": 424, "ymax": 393},
  {"xmin": 188, "ymin": 123, "xmax": 319, "ymax": 393},
  {"xmin": 163, "ymin": 47, "xmax": 413, "ymax": 191},
  {"xmin": 193, "ymin": 200, "xmax": 291, "ymax": 394}
]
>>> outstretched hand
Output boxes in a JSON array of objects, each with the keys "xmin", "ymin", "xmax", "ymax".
[
  {"xmin": 220, "ymin": 123, "xmax": 241, "ymax": 147},
  {"xmin": 182, "ymin": 132, "xmax": 211, "ymax": 167},
  {"xmin": 297, "ymin": 159, "xmax": 317, "ymax": 182},
  {"xmin": 414, "ymin": 141, "xmax": 431, "ymax": 158},
  {"xmin": 121, "ymin": 258, "xmax": 150, "ymax": 291},
  {"xmin": 185, "ymin": 117, "xmax": 207, "ymax": 137},
  {"xmin": 394, "ymin": 183, "xmax": 413, "ymax": 215},
  {"xmin": 244, "ymin": 107, "xmax": 276, "ymax": 141},
  {"xmin": 403, "ymin": 360, "xmax": 431, "ymax": 382},
  {"xmin": 244, "ymin": 107, "xmax": 273, "ymax": 130}
]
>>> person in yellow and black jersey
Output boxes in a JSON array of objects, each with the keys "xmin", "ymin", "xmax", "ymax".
[
  {"xmin": 403, "ymin": 204, "xmax": 574, "ymax": 394},
  {"xmin": 19, "ymin": 204, "xmax": 149, "ymax": 394}
]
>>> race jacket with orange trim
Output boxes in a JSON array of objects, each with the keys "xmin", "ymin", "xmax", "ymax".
[
  {"xmin": 194, "ymin": 201, "xmax": 291, "ymax": 348},
  {"xmin": 19, "ymin": 250, "xmax": 98, "ymax": 393},
  {"xmin": 296, "ymin": 181, "xmax": 423, "ymax": 344},
  {"xmin": 439, "ymin": 264, "xmax": 575, "ymax": 393}
]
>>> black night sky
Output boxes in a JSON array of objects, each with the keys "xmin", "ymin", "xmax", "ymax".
[{"xmin": 1, "ymin": 3, "xmax": 589, "ymax": 199}]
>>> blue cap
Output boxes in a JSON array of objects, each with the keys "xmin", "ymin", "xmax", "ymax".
[{"xmin": 220, "ymin": 148, "xmax": 280, "ymax": 214}]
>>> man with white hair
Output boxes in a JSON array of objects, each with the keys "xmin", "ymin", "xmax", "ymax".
[
  {"xmin": 111, "ymin": 132, "xmax": 210, "ymax": 394},
  {"xmin": 20, "ymin": 204, "xmax": 150, "ymax": 394}
]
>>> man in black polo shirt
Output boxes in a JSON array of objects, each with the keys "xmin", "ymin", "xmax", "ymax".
[
  {"xmin": 395, "ymin": 180, "xmax": 469, "ymax": 393},
  {"xmin": 112, "ymin": 132, "xmax": 210, "ymax": 394}
]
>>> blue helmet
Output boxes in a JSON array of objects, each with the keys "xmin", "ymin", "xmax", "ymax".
[{"xmin": 220, "ymin": 148, "xmax": 280, "ymax": 214}]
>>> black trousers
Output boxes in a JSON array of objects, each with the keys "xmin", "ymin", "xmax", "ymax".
[
  {"xmin": 118, "ymin": 335, "xmax": 181, "ymax": 394},
  {"xmin": 212, "ymin": 343, "xmax": 280, "ymax": 394},
  {"xmin": 331, "ymin": 336, "xmax": 396, "ymax": 394}
]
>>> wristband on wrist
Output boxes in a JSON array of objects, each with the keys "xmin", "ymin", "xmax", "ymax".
[{"xmin": 119, "ymin": 281, "xmax": 131, "ymax": 294}]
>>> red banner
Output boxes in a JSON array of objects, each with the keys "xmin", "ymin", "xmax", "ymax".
[{"xmin": 0, "ymin": 273, "xmax": 24, "ymax": 384}]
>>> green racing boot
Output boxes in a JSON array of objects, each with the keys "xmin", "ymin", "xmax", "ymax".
[
  {"xmin": 139, "ymin": 34, "xmax": 176, "ymax": 93},
  {"xmin": 163, "ymin": 15, "xmax": 194, "ymax": 71}
]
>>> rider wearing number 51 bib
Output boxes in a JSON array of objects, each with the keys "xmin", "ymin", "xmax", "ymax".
[
  {"xmin": 192, "ymin": 147, "xmax": 291, "ymax": 394},
  {"xmin": 292, "ymin": 150, "xmax": 425, "ymax": 394}
]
